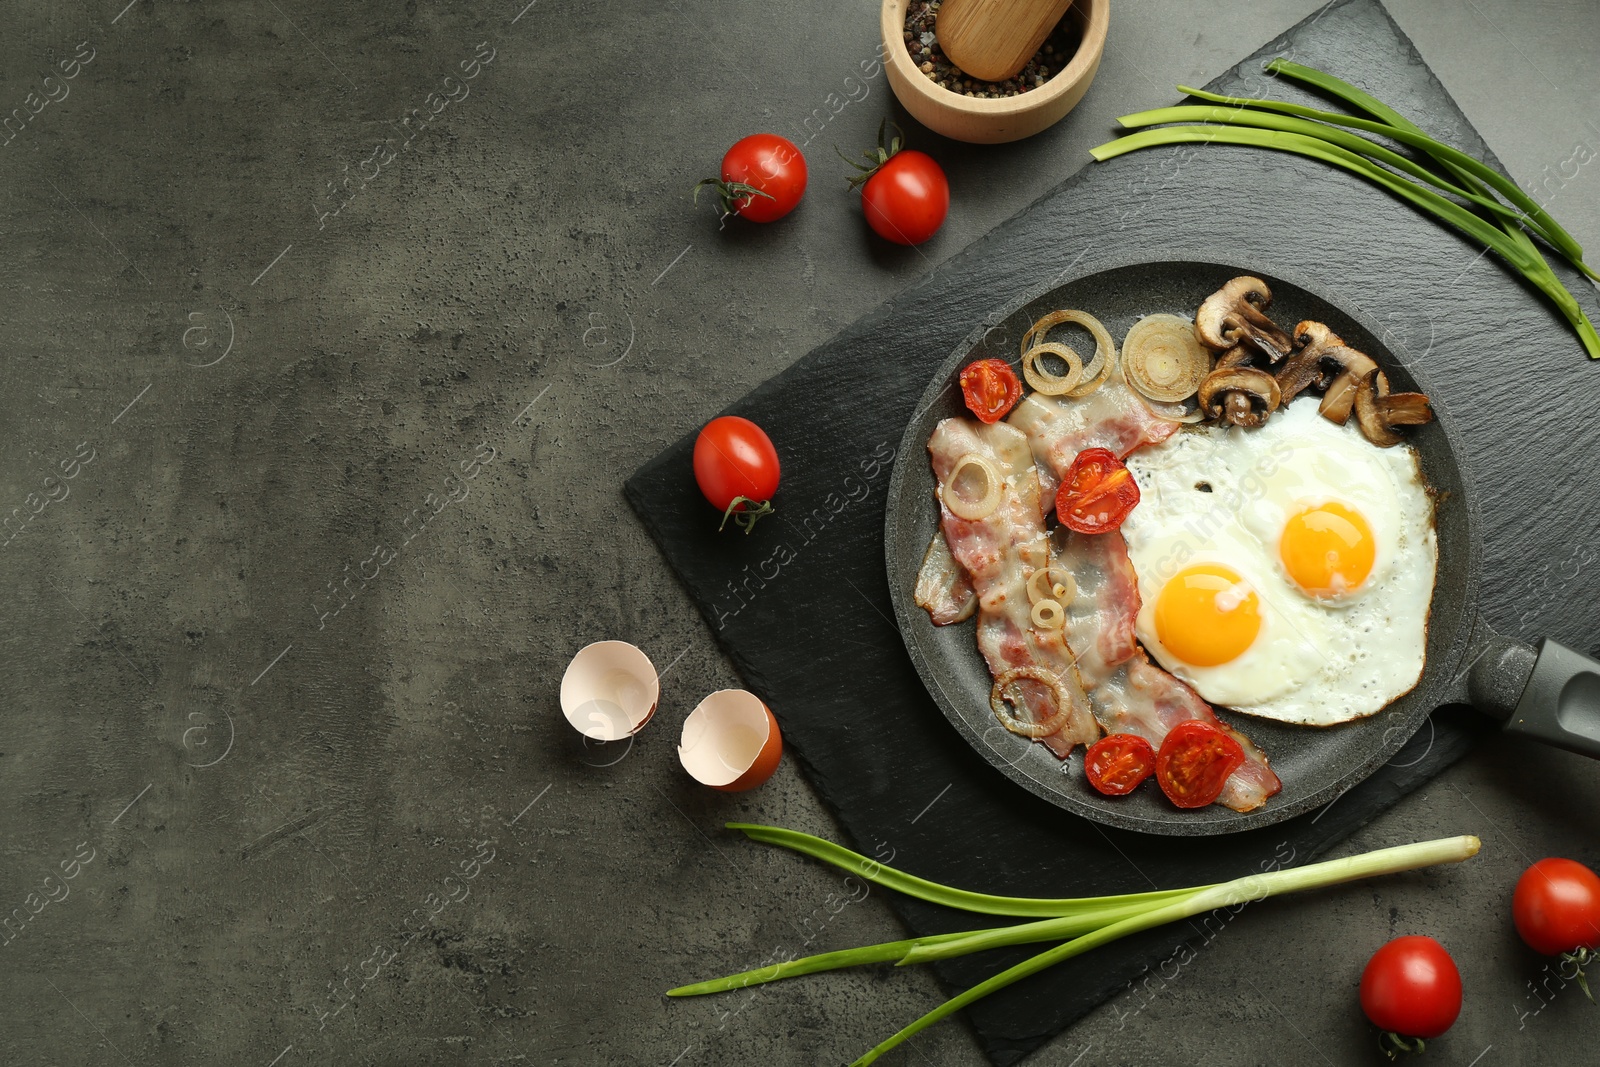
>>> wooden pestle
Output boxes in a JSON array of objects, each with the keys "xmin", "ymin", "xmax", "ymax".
[{"xmin": 935, "ymin": 0, "xmax": 1076, "ymax": 83}]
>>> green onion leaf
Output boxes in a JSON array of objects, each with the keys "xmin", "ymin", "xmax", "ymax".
[
  {"xmin": 1090, "ymin": 124, "xmax": 1600, "ymax": 358},
  {"xmin": 1116, "ymin": 105, "xmax": 1530, "ymax": 227},
  {"xmin": 1173, "ymin": 81, "xmax": 1589, "ymax": 274},
  {"xmin": 667, "ymin": 931, "xmax": 973, "ymax": 997},
  {"xmin": 728, "ymin": 822, "xmax": 1211, "ymax": 917}
]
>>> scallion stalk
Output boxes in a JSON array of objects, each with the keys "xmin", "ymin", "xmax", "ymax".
[
  {"xmin": 1169, "ymin": 81, "xmax": 1593, "ymax": 276},
  {"xmin": 667, "ymin": 904, "xmax": 1151, "ymax": 998},
  {"xmin": 1267, "ymin": 60, "xmax": 1542, "ymax": 225},
  {"xmin": 1090, "ymin": 125, "xmax": 1600, "ymax": 358},
  {"xmin": 850, "ymin": 835, "xmax": 1481, "ymax": 1065},
  {"xmin": 1116, "ymin": 105, "xmax": 1531, "ymax": 228},
  {"xmin": 667, "ymin": 930, "xmax": 980, "ymax": 998},
  {"xmin": 728, "ymin": 822, "xmax": 1212, "ymax": 917},
  {"xmin": 671, "ymin": 826, "xmax": 1482, "ymax": 1067}
]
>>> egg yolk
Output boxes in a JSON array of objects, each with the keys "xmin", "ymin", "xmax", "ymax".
[
  {"xmin": 1279, "ymin": 502, "xmax": 1375, "ymax": 598},
  {"xmin": 1154, "ymin": 564, "xmax": 1262, "ymax": 666}
]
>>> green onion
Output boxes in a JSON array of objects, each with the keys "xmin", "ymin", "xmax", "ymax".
[
  {"xmin": 1091, "ymin": 126, "xmax": 1529, "ymax": 264},
  {"xmin": 851, "ymin": 835, "xmax": 1481, "ymax": 1066},
  {"xmin": 1090, "ymin": 124, "xmax": 1600, "ymax": 359},
  {"xmin": 670, "ymin": 825, "xmax": 1482, "ymax": 1066},
  {"xmin": 667, "ymin": 901, "xmax": 1174, "ymax": 998},
  {"xmin": 1266, "ymin": 60, "xmax": 1545, "ymax": 231},
  {"xmin": 1168, "ymin": 79, "xmax": 1592, "ymax": 275},
  {"xmin": 667, "ymin": 930, "xmax": 983, "ymax": 998},
  {"xmin": 1088, "ymin": 61, "xmax": 1600, "ymax": 358},
  {"xmin": 1116, "ymin": 105, "xmax": 1532, "ymax": 230},
  {"xmin": 728, "ymin": 822, "xmax": 1212, "ymax": 917},
  {"xmin": 1257, "ymin": 60, "xmax": 1600, "ymax": 302}
]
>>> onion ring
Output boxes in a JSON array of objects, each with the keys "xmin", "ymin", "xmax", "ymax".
[
  {"xmin": 1122, "ymin": 313, "xmax": 1212, "ymax": 404},
  {"xmin": 990, "ymin": 665, "xmax": 1078, "ymax": 738},
  {"xmin": 1031, "ymin": 599, "xmax": 1065, "ymax": 630},
  {"xmin": 1026, "ymin": 565, "xmax": 1076, "ymax": 606},
  {"xmin": 1021, "ymin": 310, "xmax": 1117, "ymax": 398},
  {"xmin": 943, "ymin": 453, "xmax": 1003, "ymax": 521},
  {"xmin": 1021, "ymin": 342, "xmax": 1084, "ymax": 395}
]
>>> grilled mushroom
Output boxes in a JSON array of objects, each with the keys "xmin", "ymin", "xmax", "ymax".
[
  {"xmin": 1319, "ymin": 372, "xmax": 1364, "ymax": 425},
  {"xmin": 1214, "ymin": 344, "xmax": 1258, "ymax": 370},
  {"xmin": 1274, "ymin": 321, "xmax": 1381, "ymax": 417},
  {"xmin": 1198, "ymin": 366, "xmax": 1282, "ymax": 428},
  {"xmin": 1194, "ymin": 276, "xmax": 1294, "ymax": 359},
  {"xmin": 1352, "ymin": 370, "xmax": 1434, "ymax": 447}
]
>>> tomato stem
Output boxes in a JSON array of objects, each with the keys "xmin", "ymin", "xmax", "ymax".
[
  {"xmin": 1379, "ymin": 1031, "xmax": 1425, "ymax": 1059},
  {"xmin": 839, "ymin": 118, "xmax": 906, "ymax": 189},
  {"xmin": 719, "ymin": 496, "xmax": 773, "ymax": 534},
  {"xmin": 693, "ymin": 178, "xmax": 775, "ymax": 218},
  {"xmin": 1560, "ymin": 947, "xmax": 1594, "ymax": 1002}
]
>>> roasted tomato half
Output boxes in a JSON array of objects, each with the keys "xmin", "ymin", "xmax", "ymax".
[
  {"xmin": 1056, "ymin": 447, "xmax": 1140, "ymax": 533},
  {"xmin": 1155, "ymin": 720, "xmax": 1244, "ymax": 809},
  {"xmin": 959, "ymin": 359, "xmax": 1022, "ymax": 424},
  {"xmin": 1085, "ymin": 734, "xmax": 1157, "ymax": 796}
]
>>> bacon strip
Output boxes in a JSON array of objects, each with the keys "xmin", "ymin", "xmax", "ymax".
[
  {"xmin": 926, "ymin": 417, "xmax": 1101, "ymax": 756},
  {"xmin": 1052, "ymin": 528, "xmax": 1282, "ymax": 812},
  {"xmin": 914, "ymin": 532, "xmax": 977, "ymax": 626}
]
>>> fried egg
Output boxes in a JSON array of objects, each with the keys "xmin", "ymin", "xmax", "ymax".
[{"xmin": 1120, "ymin": 397, "xmax": 1437, "ymax": 725}]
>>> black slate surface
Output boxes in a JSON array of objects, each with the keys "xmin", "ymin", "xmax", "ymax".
[{"xmin": 626, "ymin": 0, "xmax": 1600, "ymax": 1063}]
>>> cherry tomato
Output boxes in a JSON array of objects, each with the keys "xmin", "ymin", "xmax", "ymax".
[
  {"xmin": 693, "ymin": 416, "xmax": 780, "ymax": 532},
  {"xmin": 1084, "ymin": 734, "xmax": 1156, "ymax": 796},
  {"xmin": 1360, "ymin": 935, "xmax": 1462, "ymax": 1045},
  {"xmin": 1154, "ymin": 720, "xmax": 1243, "ymax": 809},
  {"xmin": 861, "ymin": 150, "xmax": 949, "ymax": 246},
  {"xmin": 1512, "ymin": 858, "xmax": 1600, "ymax": 957},
  {"xmin": 960, "ymin": 359, "xmax": 1022, "ymax": 424},
  {"xmin": 1055, "ymin": 448, "xmax": 1141, "ymax": 534},
  {"xmin": 697, "ymin": 134, "xmax": 807, "ymax": 223}
]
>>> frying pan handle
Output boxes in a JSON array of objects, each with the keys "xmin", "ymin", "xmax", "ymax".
[{"xmin": 1500, "ymin": 639, "xmax": 1600, "ymax": 759}]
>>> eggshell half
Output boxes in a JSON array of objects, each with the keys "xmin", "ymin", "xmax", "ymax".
[
  {"xmin": 560, "ymin": 640, "xmax": 660, "ymax": 741},
  {"xmin": 678, "ymin": 689, "xmax": 783, "ymax": 792}
]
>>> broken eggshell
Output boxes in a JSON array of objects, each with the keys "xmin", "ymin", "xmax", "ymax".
[
  {"xmin": 560, "ymin": 640, "xmax": 660, "ymax": 741},
  {"xmin": 678, "ymin": 689, "xmax": 783, "ymax": 791}
]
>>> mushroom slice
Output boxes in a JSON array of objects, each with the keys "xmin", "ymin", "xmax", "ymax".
[
  {"xmin": 1319, "ymin": 373, "xmax": 1362, "ymax": 425},
  {"xmin": 1380, "ymin": 391, "xmax": 1435, "ymax": 426},
  {"xmin": 1194, "ymin": 276, "xmax": 1294, "ymax": 359},
  {"xmin": 1277, "ymin": 321, "xmax": 1380, "ymax": 407},
  {"xmin": 1354, "ymin": 370, "xmax": 1433, "ymax": 447},
  {"xmin": 1353, "ymin": 370, "xmax": 1400, "ymax": 446},
  {"xmin": 1275, "ymin": 321, "xmax": 1342, "ymax": 401},
  {"xmin": 1021, "ymin": 310, "xmax": 1117, "ymax": 398},
  {"xmin": 1122, "ymin": 313, "xmax": 1212, "ymax": 403},
  {"xmin": 1214, "ymin": 344, "xmax": 1258, "ymax": 370},
  {"xmin": 1198, "ymin": 366, "xmax": 1282, "ymax": 428}
]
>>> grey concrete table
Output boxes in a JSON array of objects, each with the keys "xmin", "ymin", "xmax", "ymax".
[{"xmin": 1, "ymin": 1, "xmax": 1596, "ymax": 1065}]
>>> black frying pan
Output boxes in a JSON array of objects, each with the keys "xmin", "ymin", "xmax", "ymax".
[{"xmin": 883, "ymin": 260, "xmax": 1600, "ymax": 836}]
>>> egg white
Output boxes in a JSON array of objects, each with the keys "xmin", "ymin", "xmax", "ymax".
[{"xmin": 1121, "ymin": 398, "xmax": 1437, "ymax": 725}]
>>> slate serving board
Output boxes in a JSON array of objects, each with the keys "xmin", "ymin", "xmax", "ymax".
[{"xmin": 626, "ymin": 0, "xmax": 1600, "ymax": 1062}]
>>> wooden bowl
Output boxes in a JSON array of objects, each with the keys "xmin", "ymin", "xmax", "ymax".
[{"xmin": 881, "ymin": 0, "xmax": 1109, "ymax": 144}]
